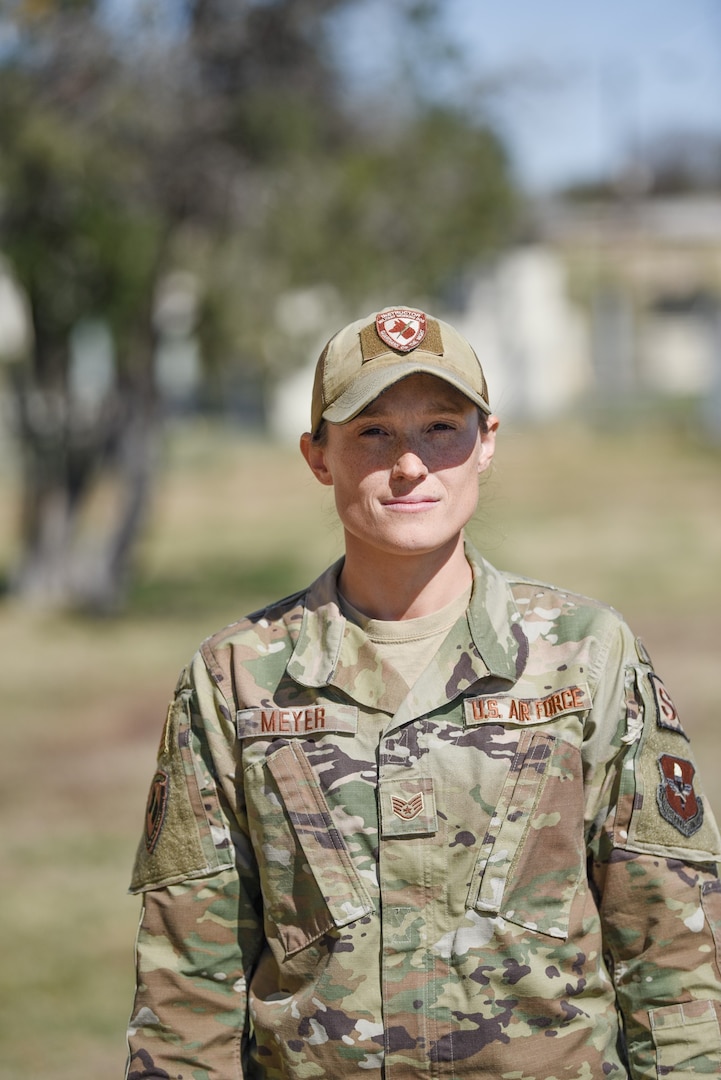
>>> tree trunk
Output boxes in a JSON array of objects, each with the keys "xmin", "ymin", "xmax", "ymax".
[
  {"xmin": 78, "ymin": 395, "xmax": 160, "ymax": 614},
  {"xmin": 9, "ymin": 367, "xmax": 160, "ymax": 614}
]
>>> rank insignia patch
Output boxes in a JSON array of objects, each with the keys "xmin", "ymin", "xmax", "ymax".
[
  {"xmin": 391, "ymin": 792, "xmax": 424, "ymax": 821},
  {"xmin": 380, "ymin": 777, "xmax": 437, "ymax": 837},
  {"xmin": 145, "ymin": 769, "xmax": 170, "ymax": 853},
  {"xmin": 376, "ymin": 308, "xmax": 427, "ymax": 353},
  {"xmin": 648, "ymin": 672, "xmax": 687, "ymax": 739},
  {"xmin": 657, "ymin": 754, "xmax": 704, "ymax": 837}
]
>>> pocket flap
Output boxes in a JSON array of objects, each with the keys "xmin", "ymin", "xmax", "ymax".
[
  {"xmin": 650, "ymin": 999, "xmax": 721, "ymax": 1073},
  {"xmin": 264, "ymin": 742, "xmax": 373, "ymax": 950},
  {"xmin": 467, "ymin": 730, "xmax": 584, "ymax": 939}
]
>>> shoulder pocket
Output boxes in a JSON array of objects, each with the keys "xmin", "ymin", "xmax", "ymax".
[
  {"xmin": 130, "ymin": 692, "xmax": 233, "ymax": 893},
  {"xmin": 466, "ymin": 729, "xmax": 585, "ymax": 939},
  {"xmin": 246, "ymin": 741, "xmax": 374, "ymax": 956},
  {"xmin": 621, "ymin": 666, "xmax": 721, "ymax": 862}
]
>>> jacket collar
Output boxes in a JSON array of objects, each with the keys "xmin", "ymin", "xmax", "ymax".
[{"xmin": 287, "ymin": 543, "xmax": 527, "ymax": 712}]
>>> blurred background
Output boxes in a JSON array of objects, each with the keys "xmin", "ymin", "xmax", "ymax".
[{"xmin": 1, "ymin": 1, "xmax": 720, "ymax": 1075}]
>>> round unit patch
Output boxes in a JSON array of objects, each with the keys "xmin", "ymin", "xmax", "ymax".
[{"xmin": 376, "ymin": 308, "xmax": 427, "ymax": 352}]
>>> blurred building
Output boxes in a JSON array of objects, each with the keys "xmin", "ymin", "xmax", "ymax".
[
  {"xmin": 542, "ymin": 194, "xmax": 721, "ymax": 414},
  {"xmin": 270, "ymin": 194, "xmax": 721, "ymax": 440}
]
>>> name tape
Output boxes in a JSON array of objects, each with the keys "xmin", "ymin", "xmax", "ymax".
[
  {"xmin": 236, "ymin": 704, "xmax": 358, "ymax": 739},
  {"xmin": 464, "ymin": 684, "xmax": 590, "ymax": 726}
]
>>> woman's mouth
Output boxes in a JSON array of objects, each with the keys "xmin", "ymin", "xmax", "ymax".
[{"xmin": 382, "ymin": 497, "xmax": 439, "ymax": 512}]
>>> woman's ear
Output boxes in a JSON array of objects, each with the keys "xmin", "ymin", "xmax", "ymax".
[
  {"xmin": 300, "ymin": 432, "xmax": 334, "ymax": 486},
  {"xmin": 477, "ymin": 414, "xmax": 500, "ymax": 475}
]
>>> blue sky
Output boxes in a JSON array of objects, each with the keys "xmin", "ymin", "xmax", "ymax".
[
  {"xmin": 449, "ymin": 0, "xmax": 721, "ymax": 190},
  {"xmin": 334, "ymin": 0, "xmax": 721, "ymax": 191},
  {"xmin": 91, "ymin": 0, "xmax": 721, "ymax": 192}
]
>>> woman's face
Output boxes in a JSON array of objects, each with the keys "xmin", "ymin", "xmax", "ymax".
[{"xmin": 301, "ymin": 373, "xmax": 498, "ymax": 566}]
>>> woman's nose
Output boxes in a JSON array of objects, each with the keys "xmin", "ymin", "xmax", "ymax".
[{"xmin": 391, "ymin": 450, "xmax": 428, "ymax": 480}]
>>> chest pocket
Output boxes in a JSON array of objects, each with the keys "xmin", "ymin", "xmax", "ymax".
[
  {"xmin": 245, "ymin": 740, "xmax": 374, "ymax": 957},
  {"xmin": 466, "ymin": 728, "xmax": 585, "ymax": 939}
]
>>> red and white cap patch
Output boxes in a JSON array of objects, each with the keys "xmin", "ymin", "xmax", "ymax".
[{"xmin": 376, "ymin": 308, "xmax": 427, "ymax": 353}]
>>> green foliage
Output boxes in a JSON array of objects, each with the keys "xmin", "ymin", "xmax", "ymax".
[
  {"xmin": 0, "ymin": 0, "xmax": 519, "ymax": 609},
  {"xmin": 0, "ymin": 0, "xmax": 518, "ymax": 377},
  {"xmin": 0, "ymin": 30, "xmax": 165, "ymax": 367}
]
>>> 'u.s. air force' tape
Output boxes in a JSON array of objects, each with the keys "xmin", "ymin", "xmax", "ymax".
[
  {"xmin": 464, "ymin": 684, "xmax": 590, "ymax": 726},
  {"xmin": 236, "ymin": 704, "xmax": 358, "ymax": 739}
]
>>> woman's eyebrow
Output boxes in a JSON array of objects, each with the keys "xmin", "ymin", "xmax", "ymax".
[{"xmin": 360, "ymin": 398, "xmax": 468, "ymax": 419}]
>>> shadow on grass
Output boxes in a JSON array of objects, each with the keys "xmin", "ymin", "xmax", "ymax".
[{"xmin": 128, "ymin": 554, "xmax": 312, "ymax": 619}]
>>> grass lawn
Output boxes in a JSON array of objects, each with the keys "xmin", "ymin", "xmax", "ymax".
[{"xmin": 0, "ymin": 414, "xmax": 719, "ymax": 1077}]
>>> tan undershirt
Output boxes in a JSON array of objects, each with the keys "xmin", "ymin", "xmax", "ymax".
[{"xmin": 338, "ymin": 585, "xmax": 472, "ymax": 691}]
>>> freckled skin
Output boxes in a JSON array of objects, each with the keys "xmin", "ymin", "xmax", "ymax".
[{"xmin": 300, "ymin": 374, "xmax": 498, "ymax": 620}]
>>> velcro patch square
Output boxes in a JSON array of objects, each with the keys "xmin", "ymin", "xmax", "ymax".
[{"xmin": 379, "ymin": 777, "xmax": 437, "ymax": 838}]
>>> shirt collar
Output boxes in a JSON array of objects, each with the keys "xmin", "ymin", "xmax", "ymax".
[{"xmin": 287, "ymin": 542, "xmax": 526, "ymax": 694}]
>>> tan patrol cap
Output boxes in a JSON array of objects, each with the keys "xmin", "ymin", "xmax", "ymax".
[{"xmin": 310, "ymin": 306, "xmax": 491, "ymax": 433}]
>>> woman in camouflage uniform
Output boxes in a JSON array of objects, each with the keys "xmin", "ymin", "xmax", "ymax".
[{"xmin": 126, "ymin": 307, "xmax": 721, "ymax": 1079}]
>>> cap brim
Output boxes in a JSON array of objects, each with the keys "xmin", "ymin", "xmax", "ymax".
[{"xmin": 321, "ymin": 356, "xmax": 491, "ymax": 425}]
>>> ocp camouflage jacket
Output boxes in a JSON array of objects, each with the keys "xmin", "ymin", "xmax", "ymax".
[{"xmin": 126, "ymin": 545, "xmax": 721, "ymax": 1079}]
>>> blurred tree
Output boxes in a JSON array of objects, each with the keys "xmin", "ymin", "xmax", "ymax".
[
  {"xmin": 639, "ymin": 129, "xmax": 721, "ymax": 194},
  {"xmin": 562, "ymin": 129, "xmax": 721, "ymax": 201},
  {"xmin": 0, "ymin": 0, "xmax": 517, "ymax": 612}
]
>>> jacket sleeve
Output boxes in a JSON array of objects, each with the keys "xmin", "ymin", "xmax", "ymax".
[
  {"xmin": 587, "ymin": 621, "xmax": 721, "ymax": 1078},
  {"xmin": 125, "ymin": 650, "xmax": 263, "ymax": 1079}
]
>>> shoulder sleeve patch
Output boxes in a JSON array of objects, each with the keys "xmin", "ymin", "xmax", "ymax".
[
  {"xmin": 144, "ymin": 769, "xmax": 170, "ymax": 853},
  {"xmin": 648, "ymin": 671, "xmax": 688, "ymax": 739},
  {"xmin": 621, "ymin": 666, "xmax": 721, "ymax": 861},
  {"xmin": 130, "ymin": 692, "xmax": 233, "ymax": 893},
  {"xmin": 656, "ymin": 754, "xmax": 704, "ymax": 837}
]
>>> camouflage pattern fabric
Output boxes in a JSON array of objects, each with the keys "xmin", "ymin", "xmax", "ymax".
[{"xmin": 126, "ymin": 544, "xmax": 721, "ymax": 1079}]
